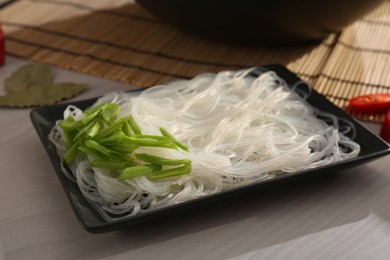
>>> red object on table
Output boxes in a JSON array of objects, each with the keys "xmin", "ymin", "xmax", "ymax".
[
  {"xmin": 380, "ymin": 110, "xmax": 390, "ymax": 143},
  {"xmin": 0, "ymin": 24, "xmax": 4, "ymax": 65},
  {"xmin": 349, "ymin": 94, "xmax": 390, "ymax": 114}
]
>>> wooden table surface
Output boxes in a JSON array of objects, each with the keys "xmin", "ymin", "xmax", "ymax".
[{"xmin": 1, "ymin": 56, "xmax": 390, "ymax": 260}]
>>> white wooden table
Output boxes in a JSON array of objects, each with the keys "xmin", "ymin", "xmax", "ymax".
[{"xmin": 1, "ymin": 56, "xmax": 390, "ymax": 260}]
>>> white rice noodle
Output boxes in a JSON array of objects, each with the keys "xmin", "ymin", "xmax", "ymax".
[{"xmin": 49, "ymin": 68, "xmax": 360, "ymax": 221}]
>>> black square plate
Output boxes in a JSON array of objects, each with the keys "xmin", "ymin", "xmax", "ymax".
[{"xmin": 30, "ymin": 65, "xmax": 390, "ymax": 233}]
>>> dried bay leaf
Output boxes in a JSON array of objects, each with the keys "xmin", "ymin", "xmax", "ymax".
[
  {"xmin": 0, "ymin": 86, "xmax": 53, "ymax": 107},
  {"xmin": 49, "ymin": 82, "xmax": 88, "ymax": 99},
  {"xmin": 0, "ymin": 83, "xmax": 87, "ymax": 107},
  {"xmin": 0, "ymin": 64, "xmax": 87, "ymax": 108},
  {"xmin": 4, "ymin": 64, "xmax": 54, "ymax": 94}
]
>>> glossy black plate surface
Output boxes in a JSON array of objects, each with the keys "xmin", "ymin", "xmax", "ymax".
[{"xmin": 30, "ymin": 65, "xmax": 390, "ymax": 233}]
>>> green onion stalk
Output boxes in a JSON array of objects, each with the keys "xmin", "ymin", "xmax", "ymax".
[{"xmin": 59, "ymin": 102, "xmax": 192, "ymax": 181}]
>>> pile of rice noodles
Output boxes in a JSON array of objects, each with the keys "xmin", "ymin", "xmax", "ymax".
[{"xmin": 50, "ymin": 68, "xmax": 360, "ymax": 221}]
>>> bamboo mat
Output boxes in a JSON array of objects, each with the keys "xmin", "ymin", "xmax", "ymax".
[
  {"xmin": 316, "ymin": 1, "xmax": 390, "ymax": 122},
  {"xmin": 0, "ymin": 0, "xmax": 389, "ymax": 122}
]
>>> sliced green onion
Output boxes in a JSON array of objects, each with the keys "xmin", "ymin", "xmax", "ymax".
[
  {"xmin": 102, "ymin": 103, "xmax": 120, "ymax": 125},
  {"xmin": 84, "ymin": 102, "xmax": 108, "ymax": 116},
  {"xmin": 98, "ymin": 133, "xmax": 131, "ymax": 144},
  {"xmin": 148, "ymin": 165, "xmax": 192, "ymax": 181},
  {"xmin": 135, "ymin": 153, "xmax": 191, "ymax": 166},
  {"xmin": 119, "ymin": 165, "xmax": 156, "ymax": 180},
  {"xmin": 104, "ymin": 143, "xmax": 139, "ymax": 154},
  {"xmin": 90, "ymin": 159, "xmax": 136, "ymax": 170},
  {"xmin": 63, "ymin": 130, "xmax": 76, "ymax": 147},
  {"xmin": 59, "ymin": 102, "xmax": 192, "ymax": 181},
  {"xmin": 81, "ymin": 109, "xmax": 101, "ymax": 125},
  {"xmin": 132, "ymin": 134, "xmax": 172, "ymax": 141},
  {"xmin": 63, "ymin": 141, "xmax": 80, "ymax": 164},
  {"xmin": 127, "ymin": 116, "xmax": 142, "ymax": 135},
  {"xmin": 122, "ymin": 122, "xmax": 133, "ymax": 136},
  {"xmin": 72, "ymin": 120, "xmax": 98, "ymax": 142},
  {"xmin": 129, "ymin": 136, "xmax": 177, "ymax": 149},
  {"xmin": 85, "ymin": 121, "xmax": 101, "ymax": 138},
  {"xmin": 92, "ymin": 123, "xmax": 124, "ymax": 140},
  {"xmin": 59, "ymin": 116, "xmax": 83, "ymax": 131},
  {"xmin": 159, "ymin": 127, "xmax": 189, "ymax": 152},
  {"xmin": 79, "ymin": 143, "xmax": 107, "ymax": 159}
]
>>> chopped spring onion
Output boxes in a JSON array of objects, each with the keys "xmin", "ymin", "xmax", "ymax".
[
  {"xmin": 58, "ymin": 101, "xmax": 192, "ymax": 180},
  {"xmin": 135, "ymin": 153, "xmax": 191, "ymax": 166},
  {"xmin": 119, "ymin": 164, "xmax": 162, "ymax": 180},
  {"xmin": 90, "ymin": 159, "xmax": 136, "ymax": 170},
  {"xmin": 159, "ymin": 127, "xmax": 190, "ymax": 152},
  {"xmin": 148, "ymin": 164, "xmax": 192, "ymax": 181}
]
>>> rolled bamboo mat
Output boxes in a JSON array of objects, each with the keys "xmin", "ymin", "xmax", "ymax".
[
  {"xmin": 316, "ymin": 1, "xmax": 390, "ymax": 122},
  {"xmin": 0, "ymin": 0, "xmax": 389, "ymax": 122}
]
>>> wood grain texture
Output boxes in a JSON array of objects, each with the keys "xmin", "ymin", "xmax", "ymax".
[{"xmin": 0, "ymin": 57, "xmax": 390, "ymax": 260}]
